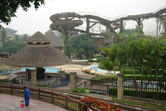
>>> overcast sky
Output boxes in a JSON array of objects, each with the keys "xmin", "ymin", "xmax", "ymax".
[{"xmin": 2, "ymin": 0, "xmax": 166, "ymax": 35}]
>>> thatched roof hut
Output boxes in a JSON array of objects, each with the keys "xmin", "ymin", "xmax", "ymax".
[
  {"xmin": 26, "ymin": 31, "xmax": 50, "ymax": 43},
  {"xmin": 45, "ymin": 30, "xmax": 63, "ymax": 50},
  {"xmin": 4, "ymin": 31, "xmax": 72, "ymax": 67}
]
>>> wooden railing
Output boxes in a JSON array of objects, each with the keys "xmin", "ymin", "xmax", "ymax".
[{"xmin": 0, "ymin": 83, "xmax": 101, "ymax": 111}]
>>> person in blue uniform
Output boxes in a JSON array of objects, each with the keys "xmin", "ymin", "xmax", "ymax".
[{"xmin": 24, "ymin": 86, "xmax": 30, "ymax": 107}]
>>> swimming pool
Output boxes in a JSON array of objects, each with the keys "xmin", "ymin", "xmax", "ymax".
[
  {"xmin": 0, "ymin": 67, "xmax": 60, "ymax": 75},
  {"xmin": 89, "ymin": 65, "xmax": 120, "ymax": 74},
  {"xmin": 21, "ymin": 67, "xmax": 60, "ymax": 73},
  {"xmin": 89, "ymin": 65, "xmax": 108, "ymax": 73}
]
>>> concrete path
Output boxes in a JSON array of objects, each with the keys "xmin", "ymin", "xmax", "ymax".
[{"xmin": 0, "ymin": 94, "xmax": 68, "ymax": 111}]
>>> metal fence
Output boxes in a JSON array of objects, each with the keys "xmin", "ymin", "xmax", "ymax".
[
  {"xmin": 76, "ymin": 76, "xmax": 166, "ymax": 101},
  {"xmin": 124, "ymin": 77, "xmax": 166, "ymax": 100},
  {"xmin": 0, "ymin": 83, "xmax": 100, "ymax": 111},
  {"xmin": 76, "ymin": 77, "xmax": 117, "ymax": 95}
]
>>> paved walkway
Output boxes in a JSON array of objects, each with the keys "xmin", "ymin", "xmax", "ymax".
[
  {"xmin": 55, "ymin": 64, "xmax": 95, "ymax": 91},
  {"xmin": 0, "ymin": 94, "xmax": 68, "ymax": 111}
]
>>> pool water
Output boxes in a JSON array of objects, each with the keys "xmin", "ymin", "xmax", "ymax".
[
  {"xmin": 0, "ymin": 67, "xmax": 60, "ymax": 75},
  {"xmin": 89, "ymin": 65, "xmax": 108, "ymax": 73},
  {"xmin": 89, "ymin": 65, "xmax": 120, "ymax": 74},
  {"xmin": 21, "ymin": 67, "xmax": 60, "ymax": 73}
]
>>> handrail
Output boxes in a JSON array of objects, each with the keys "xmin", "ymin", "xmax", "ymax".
[{"xmin": 0, "ymin": 83, "xmax": 101, "ymax": 111}]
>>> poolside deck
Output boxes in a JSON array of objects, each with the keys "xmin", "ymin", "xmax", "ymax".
[{"xmin": 0, "ymin": 94, "xmax": 68, "ymax": 111}]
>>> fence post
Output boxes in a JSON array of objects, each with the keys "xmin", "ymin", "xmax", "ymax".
[
  {"xmin": 78, "ymin": 102, "xmax": 81, "ymax": 111},
  {"xmin": 11, "ymin": 84, "xmax": 13, "ymax": 95},
  {"xmin": 38, "ymin": 88, "xmax": 41, "ymax": 100},
  {"xmin": 107, "ymin": 85, "xmax": 109, "ymax": 96},
  {"xmin": 31, "ymin": 69, "xmax": 37, "ymax": 86},
  {"xmin": 70, "ymin": 72, "xmax": 77, "ymax": 90},
  {"xmin": 52, "ymin": 91, "xmax": 54, "ymax": 103},
  {"xmin": 117, "ymin": 73, "xmax": 124, "ymax": 100},
  {"xmin": 65, "ymin": 96, "xmax": 68, "ymax": 108}
]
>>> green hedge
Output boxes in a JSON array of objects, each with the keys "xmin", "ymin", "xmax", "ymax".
[
  {"xmin": 109, "ymin": 88, "xmax": 166, "ymax": 100},
  {"xmin": 123, "ymin": 70, "xmax": 141, "ymax": 74},
  {"xmin": 124, "ymin": 90, "xmax": 166, "ymax": 100},
  {"xmin": 109, "ymin": 88, "xmax": 117, "ymax": 96},
  {"xmin": 124, "ymin": 76, "xmax": 163, "ymax": 81},
  {"xmin": 123, "ymin": 67, "xmax": 163, "ymax": 75}
]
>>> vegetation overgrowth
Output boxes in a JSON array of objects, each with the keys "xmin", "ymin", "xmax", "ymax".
[
  {"xmin": 98, "ymin": 22, "xmax": 166, "ymax": 84},
  {"xmin": 0, "ymin": 0, "xmax": 45, "ymax": 29},
  {"xmin": 96, "ymin": 21, "xmax": 166, "ymax": 101},
  {"xmin": 64, "ymin": 34, "xmax": 95, "ymax": 59},
  {"xmin": 0, "ymin": 29, "xmax": 28, "ymax": 54}
]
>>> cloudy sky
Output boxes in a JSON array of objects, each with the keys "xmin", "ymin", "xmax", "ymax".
[{"xmin": 2, "ymin": 0, "xmax": 166, "ymax": 35}]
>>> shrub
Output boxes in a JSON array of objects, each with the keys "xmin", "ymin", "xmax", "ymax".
[
  {"xmin": 71, "ymin": 87, "xmax": 89, "ymax": 94},
  {"xmin": 88, "ymin": 58, "xmax": 93, "ymax": 62},
  {"xmin": 124, "ymin": 90, "xmax": 166, "ymax": 100}
]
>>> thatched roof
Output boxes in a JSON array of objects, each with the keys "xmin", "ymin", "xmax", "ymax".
[
  {"xmin": 4, "ymin": 31, "xmax": 72, "ymax": 67},
  {"xmin": 26, "ymin": 31, "xmax": 50, "ymax": 43},
  {"xmin": 45, "ymin": 30, "xmax": 63, "ymax": 47}
]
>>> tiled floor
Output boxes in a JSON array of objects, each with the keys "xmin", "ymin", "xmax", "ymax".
[{"xmin": 0, "ymin": 94, "xmax": 68, "ymax": 111}]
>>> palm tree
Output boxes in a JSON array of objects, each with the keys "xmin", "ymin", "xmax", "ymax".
[{"xmin": 102, "ymin": 47, "xmax": 117, "ymax": 74}]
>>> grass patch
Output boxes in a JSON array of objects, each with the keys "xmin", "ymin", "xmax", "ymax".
[{"xmin": 112, "ymin": 98, "xmax": 166, "ymax": 111}]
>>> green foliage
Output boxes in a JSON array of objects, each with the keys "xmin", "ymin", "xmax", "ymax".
[
  {"xmin": 116, "ymin": 23, "xmax": 143, "ymax": 42},
  {"xmin": 0, "ymin": 0, "xmax": 45, "ymax": 28},
  {"xmin": 0, "ymin": 29, "xmax": 6, "ymax": 45},
  {"xmin": 71, "ymin": 87, "xmax": 89, "ymax": 94},
  {"xmin": 0, "ymin": 40, "xmax": 26, "ymax": 54},
  {"xmin": 124, "ymin": 90, "xmax": 166, "ymax": 100},
  {"xmin": 64, "ymin": 34, "xmax": 95, "ymax": 59},
  {"xmin": 0, "ymin": 80, "xmax": 8, "ymax": 83},
  {"xmin": 101, "ymin": 35, "xmax": 166, "ymax": 81},
  {"xmin": 95, "ymin": 55, "xmax": 107, "ymax": 62},
  {"xmin": 99, "ymin": 59, "xmax": 113, "ymax": 71},
  {"xmin": 88, "ymin": 55, "xmax": 106, "ymax": 63},
  {"xmin": 13, "ymin": 34, "xmax": 28, "ymax": 42},
  {"xmin": 109, "ymin": 88, "xmax": 117, "ymax": 96},
  {"xmin": 88, "ymin": 58, "xmax": 93, "ymax": 62},
  {"xmin": 0, "ymin": 32, "xmax": 28, "ymax": 54}
]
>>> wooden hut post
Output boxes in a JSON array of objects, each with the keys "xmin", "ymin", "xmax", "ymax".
[
  {"xmin": 31, "ymin": 69, "xmax": 37, "ymax": 86},
  {"xmin": 70, "ymin": 72, "xmax": 77, "ymax": 90},
  {"xmin": 117, "ymin": 73, "xmax": 124, "ymax": 100}
]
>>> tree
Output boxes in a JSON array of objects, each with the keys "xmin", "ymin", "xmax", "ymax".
[
  {"xmin": 99, "ymin": 59, "xmax": 113, "ymax": 74},
  {"xmin": 0, "ymin": 0, "xmax": 45, "ymax": 28},
  {"xmin": 64, "ymin": 34, "xmax": 95, "ymax": 59},
  {"xmin": 102, "ymin": 47, "xmax": 117, "ymax": 74},
  {"xmin": 0, "ymin": 40, "xmax": 26, "ymax": 54},
  {"xmin": 13, "ymin": 34, "xmax": 28, "ymax": 41},
  {"xmin": 0, "ymin": 29, "xmax": 6, "ymax": 46},
  {"xmin": 116, "ymin": 23, "xmax": 144, "ymax": 42}
]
